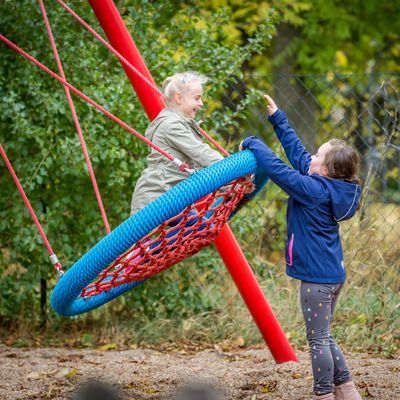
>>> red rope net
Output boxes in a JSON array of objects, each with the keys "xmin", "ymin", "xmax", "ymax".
[{"xmin": 81, "ymin": 178, "xmax": 251, "ymax": 297}]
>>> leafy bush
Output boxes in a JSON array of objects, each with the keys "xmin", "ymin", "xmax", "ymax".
[{"xmin": 0, "ymin": 0, "xmax": 275, "ymax": 328}]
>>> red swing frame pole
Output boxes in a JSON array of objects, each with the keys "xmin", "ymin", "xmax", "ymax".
[{"xmin": 88, "ymin": 0, "xmax": 297, "ymax": 364}]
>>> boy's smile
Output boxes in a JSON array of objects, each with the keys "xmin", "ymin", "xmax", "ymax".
[{"xmin": 175, "ymin": 80, "xmax": 204, "ymax": 119}]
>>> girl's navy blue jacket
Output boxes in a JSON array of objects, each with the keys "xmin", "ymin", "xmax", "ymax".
[{"xmin": 242, "ymin": 110, "xmax": 361, "ymax": 284}]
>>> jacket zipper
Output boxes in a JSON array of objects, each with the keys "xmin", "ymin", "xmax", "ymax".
[{"xmin": 288, "ymin": 233, "xmax": 294, "ymax": 265}]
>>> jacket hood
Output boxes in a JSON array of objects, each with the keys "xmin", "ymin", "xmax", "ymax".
[{"xmin": 315, "ymin": 176, "xmax": 361, "ymax": 221}]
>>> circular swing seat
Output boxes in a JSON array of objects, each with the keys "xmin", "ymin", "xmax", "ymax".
[{"xmin": 51, "ymin": 151, "xmax": 265, "ymax": 316}]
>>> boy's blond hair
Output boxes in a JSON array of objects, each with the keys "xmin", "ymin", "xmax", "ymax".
[{"xmin": 162, "ymin": 71, "xmax": 208, "ymax": 105}]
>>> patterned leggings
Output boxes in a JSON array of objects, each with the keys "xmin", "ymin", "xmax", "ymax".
[{"xmin": 300, "ymin": 281, "xmax": 351, "ymax": 395}]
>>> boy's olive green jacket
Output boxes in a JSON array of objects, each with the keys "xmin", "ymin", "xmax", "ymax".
[{"xmin": 131, "ymin": 108, "xmax": 223, "ymax": 214}]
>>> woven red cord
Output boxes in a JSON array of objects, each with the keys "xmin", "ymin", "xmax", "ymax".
[
  {"xmin": 0, "ymin": 34, "xmax": 191, "ymax": 171},
  {"xmin": 55, "ymin": 0, "xmax": 230, "ymax": 157},
  {"xmin": 0, "ymin": 144, "xmax": 63, "ymax": 273},
  {"xmin": 199, "ymin": 127, "xmax": 230, "ymax": 157},
  {"xmin": 39, "ymin": 0, "xmax": 110, "ymax": 234},
  {"xmin": 81, "ymin": 177, "xmax": 251, "ymax": 297}
]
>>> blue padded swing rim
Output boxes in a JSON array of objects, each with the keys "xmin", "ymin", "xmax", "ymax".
[{"xmin": 50, "ymin": 151, "xmax": 259, "ymax": 316}]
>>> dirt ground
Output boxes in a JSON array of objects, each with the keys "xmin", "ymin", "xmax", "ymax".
[{"xmin": 0, "ymin": 345, "xmax": 398, "ymax": 400}]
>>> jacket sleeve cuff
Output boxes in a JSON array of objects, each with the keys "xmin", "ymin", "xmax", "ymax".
[
  {"xmin": 267, "ymin": 109, "xmax": 287, "ymax": 126},
  {"xmin": 242, "ymin": 136, "xmax": 258, "ymax": 149}
]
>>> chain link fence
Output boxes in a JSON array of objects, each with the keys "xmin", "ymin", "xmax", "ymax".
[{"xmin": 221, "ymin": 73, "xmax": 399, "ymax": 264}]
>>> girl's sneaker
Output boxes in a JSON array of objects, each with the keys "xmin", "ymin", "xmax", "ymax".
[{"xmin": 335, "ymin": 381, "xmax": 362, "ymax": 400}]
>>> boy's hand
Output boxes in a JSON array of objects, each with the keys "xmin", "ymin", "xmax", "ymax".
[
  {"xmin": 243, "ymin": 174, "xmax": 255, "ymax": 194},
  {"xmin": 263, "ymin": 94, "xmax": 278, "ymax": 116}
]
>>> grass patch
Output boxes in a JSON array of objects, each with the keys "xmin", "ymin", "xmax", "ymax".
[{"xmin": 0, "ymin": 203, "xmax": 398, "ymax": 357}]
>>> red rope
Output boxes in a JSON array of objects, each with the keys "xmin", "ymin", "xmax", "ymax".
[
  {"xmin": 38, "ymin": 0, "xmax": 110, "ymax": 234},
  {"xmin": 81, "ymin": 177, "xmax": 250, "ymax": 297},
  {"xmin": 0, "ymin": 34, "xmax": 191, "ymax": 172},
  {"xmin": 199, "ymin": 127, "xmax": 230, "ymax": 157},
  {"xmin": 56, "ymin": 0, "xmax": 164, "ymax": 100},
  {"xmin": 0, "ymin": 144, "xmax": 63, "ymax": 275},
  {"xmin": 55, "ymin": 0, "xmax": 230, "ymax": 157}
]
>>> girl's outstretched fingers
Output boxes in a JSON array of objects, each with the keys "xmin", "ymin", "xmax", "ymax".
[{"xmin": 263, "ymin": 94, "xmax": 278, "ymax": 116}]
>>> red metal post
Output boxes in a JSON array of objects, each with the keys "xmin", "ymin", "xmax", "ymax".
[
  {"xmin": 214, "ymin": 226, "xmax": 297, "ymax": 363},
  {"xmin": 88, "ymin": 0, "xmax": 297, "ymax": 363},
  {"xmin": 88, "ymin": 0, "xmax": 164, "ymax": 121}
]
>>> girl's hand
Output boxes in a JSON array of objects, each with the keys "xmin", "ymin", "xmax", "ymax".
[{"xmin": 263, "ymin": 94, "xmax": 278, "ymax": 116}]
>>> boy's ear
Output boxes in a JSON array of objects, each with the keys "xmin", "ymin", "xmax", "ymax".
[{"xmin": 173, "ymin": 92, "xmax": 182, "ymax": 105}]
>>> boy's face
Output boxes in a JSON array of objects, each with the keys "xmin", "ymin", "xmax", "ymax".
[
  {"xmin": 309, "ymin": 142, "xmax": 332, "ymax": 176},
  {"xmin": 174, "ymin": 80, "xmax": 204, "ymax": 119}
]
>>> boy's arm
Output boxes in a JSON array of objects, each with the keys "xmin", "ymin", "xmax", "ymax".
[
  {"xmin": 268, "ymin": 109, "xmax": 311, "ymax": 175},
  {"xmin": 165, "ymin": 121, "xmax": 223, "ymax": 167},
  {"xmin": 242, "ymin": 136, "xmax": 325, "ymax": 205}
]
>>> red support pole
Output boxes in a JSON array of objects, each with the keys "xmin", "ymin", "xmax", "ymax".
[
  {"xmin": 88, "ymin": 0, "xmax": 297, "ymax": 363},
  {"xmin": 214, "ymin": 227, "xmax": 297, "ymax": 363},
  {"xmin": 88, "ymin": 0, "xmax": 164, "ymax": 121}
]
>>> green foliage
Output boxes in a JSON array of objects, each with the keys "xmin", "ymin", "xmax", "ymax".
[
  {"xmin": 269, "ymin": 0, "xmax": 400, "ymax": 74},
  {"xmin": 0, "ymin": 0, "xmax": 274, "ymax": 328}
]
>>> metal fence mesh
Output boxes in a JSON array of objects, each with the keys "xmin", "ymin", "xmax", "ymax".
[{"xmin": 220, "ymin": 73, "xmax": 399, "ymax": 264}]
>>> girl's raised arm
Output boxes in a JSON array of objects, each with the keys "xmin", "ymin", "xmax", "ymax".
[
  {"xmin": 264, "ymin": 95, "xmax": 311, "ymax": 175},
  {"xmin": 242, "ymin": 136, "xmax": 325, "ymax": 205}
]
